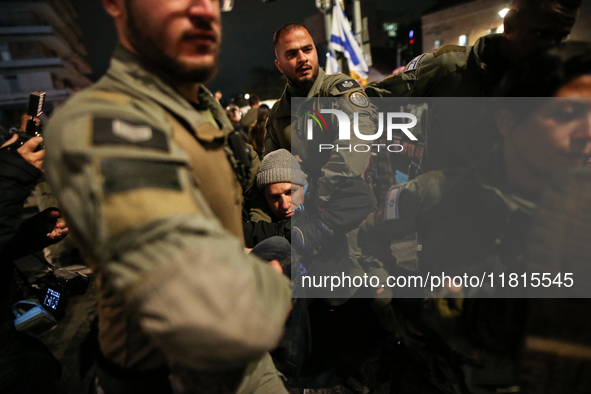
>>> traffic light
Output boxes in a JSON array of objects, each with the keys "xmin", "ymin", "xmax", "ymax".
[{"xmin": 408, "ymin": 29, "xmax": 416, "ymax": 56}]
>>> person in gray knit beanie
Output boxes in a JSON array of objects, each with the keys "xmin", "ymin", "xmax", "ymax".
[
  {"xmin": 257, "ymin": 149, "xmax": 307, "ymax": 190},
  {"xmin": 257, "ymin": 149, "xmax": 307, "ymax": 219}
]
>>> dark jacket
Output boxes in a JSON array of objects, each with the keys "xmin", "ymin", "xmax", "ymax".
[
  {"xmin": 242, "ymin": 208, "xmax": 291, "ymax": 249},
  {"xmin": 358, "ymin": 149, "xmax": 535, "ymax": 393},
  {"xmin": 0, "ymin": 148, "xmax": 64, "ymax": 394},
  {"xmin": 0, "ymin": 149, "xmax": 43, "ymax": 245},
  {"xmin": 0, "ymin": 149, "xmax": 58, "ymax": 313}
]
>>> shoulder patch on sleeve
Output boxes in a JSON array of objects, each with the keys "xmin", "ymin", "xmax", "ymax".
[
  {"xmin": 405, "ymin": 54, "xmax": 426, "ymax": 72},
  {"xmin": 87, "ymin": 91, "xmax": 132, "ymax": 105},
  {"xmin": 433, "ymin": 45, "xmax": 467, "ymax": 57},
  {"xmin": 93, "ymin": 118, "xmax": 169, "ymax": 151},
  {"xmin": 100, "ymin": 160, "xmax": 198, "ymax": 236},
  {"xmin": 101, "ymin": 159, "xmax": 181, "ymax": 195},
  {"xmin": 378, "ymin": 186, "xmax": 404, "ymax": 224},
  {"xmin": 335, "ymin": 79, "xmax": 362, "ymax": 92},
  {"xmin": 346, "ymin": 91, "xmax": 370, "ymax": 108}
]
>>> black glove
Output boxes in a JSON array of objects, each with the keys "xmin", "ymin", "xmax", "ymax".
[{"xmin": 291, "ymin": 212, "xmax": 334, "ymax": 257}]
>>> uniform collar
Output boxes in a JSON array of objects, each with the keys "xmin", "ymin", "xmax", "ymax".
[
  {"xmin": 106, "ymin": 45, "xmax": 233, "ymax": 135},
  {"xmin": 276, "ymin": 68, "xmax": 327, "ymax": 118},
  {"xmin": 306, "ymin": 68, "xmax": 326, "ymax": 98}
]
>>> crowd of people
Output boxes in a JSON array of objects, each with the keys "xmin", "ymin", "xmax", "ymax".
[{"xmin": 1, "ymin": 0, "xmax": 590, "ymax": 393}]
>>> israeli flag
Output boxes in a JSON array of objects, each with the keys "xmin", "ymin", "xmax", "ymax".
[
  {"xmin": 329, "ymin": 1, "xmax": 369, "ymax": 83},
  {"xmin": 325, "ymin": 49, "xmax": 340, "ymax": 75}
]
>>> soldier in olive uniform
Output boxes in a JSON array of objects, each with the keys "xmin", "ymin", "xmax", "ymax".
[
  {"xmin": 266, "ymin": 23, "xmax": 374, "ymax": 214},
  {"xmin": 366, "ymin": 0, "xmax": 581, "ymax": 173},
  {"xmin": 44, "ymin": 1, "xmax": 291, "ymax": 393},
  {"xmin": 358, "ymin": 42, "xmax": 591, "ymax": 393},
  {"xmin": 251, "ymin": 24, "xmax": 377, "ymax": 267},
  {"xmin": 258, "ymin": 24, "xmax": 383, "ymax": 392}
]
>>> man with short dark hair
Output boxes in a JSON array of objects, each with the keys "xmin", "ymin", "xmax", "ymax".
[
  {"xmin": 366, "ymin": 0, "xmax": 582, "ymax": 173},
  {"xmin": 44, "ymin": 1, "xmax": 291, "ymax": 393},
  {"xmin": 261, "ymin": 25, "xmax": 381, "ymax": 392},
  {"xmin": 261, "ymin": 23, "xmax": 376, "ymax": 232}
]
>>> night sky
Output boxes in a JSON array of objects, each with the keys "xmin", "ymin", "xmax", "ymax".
[{"xmin": 69, "ymin": 0, "xmax": 437, "ymax": 96}]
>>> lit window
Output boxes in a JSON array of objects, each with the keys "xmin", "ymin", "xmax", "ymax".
[
  {"xmin": 0, "ymin": 43, "xmax": 10, "ymax": 61},
  {"xmin": 458, "ymin": 35, "xmax": 469, "ymax": 46},
  {"xmin": 383, "ymin": 23, "xmax": 398, "ymax": 37},
  {"xmin": 4, "ymin": 75, "xmax": 20, "ymax": 93},
  {"xmin": 434, "ymin": 40, "xmax": 443, "ymax": 49}
]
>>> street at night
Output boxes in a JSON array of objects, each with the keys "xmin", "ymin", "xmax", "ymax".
[{"xmin": 1, "ymin": 1, "xmax": 591, "ymax": 393}]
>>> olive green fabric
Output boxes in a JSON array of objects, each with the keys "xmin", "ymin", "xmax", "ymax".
[
  {"xmin": 44, "ymin": 45, "xmax": 290, "ymax": 393},
  {"xmin": 256, "ymin": 70, "xmax": 377, "ymax": 300},
  {"xmin": 248, "ymin": 69, "xmax": 375, "ymax": 223},
  {"xmin": 241, "ymin": 107, "xmax": 259, "ymax": 130},
  {"xmin": 366, "ymin": 34, "xmax": 510, "ymax": 173},
  {"xmin": 359, "ymin": 148, "xmax": 536, "ymax": 284},
  {"xmin": 264, "ymin": 69, "xmax": 374, "ymax": 200}
]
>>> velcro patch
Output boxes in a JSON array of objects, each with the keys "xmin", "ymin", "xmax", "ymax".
[
  {"xmin": 347, "ymin": 91, "xmax": 369, "ymax": 108},
  {"xmin": 101, "ymin": 159, "xmax": 181, "ymax": 195},
  {"xmin": 405, "ymin": 54, "xmax": 426, "ymax": 73},
  {"xmin": 336, "ymin": 79, "xmax": 362, "ymax": 92},
  {"xmin": 433, "ymin": 45, "xmax": 467, "ymax": 57},
  {"xmin": 93, "ymin": 118, "xmax": 169, "ymax": 151}
]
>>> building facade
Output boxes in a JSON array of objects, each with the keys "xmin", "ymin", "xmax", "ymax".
[
  {"xmin": 421, "ymin": 0, "xmax": 509, "ymax": 54},
  {"xmin": 422, "ymin": 0, "xmax": 591, "ymax": 54},
  {"xmin": 0, "ymin": 0, "xmax": 91, "ymax": 128}
]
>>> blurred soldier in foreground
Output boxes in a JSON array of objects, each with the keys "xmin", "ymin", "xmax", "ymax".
[
  {"xmin": 44, "ymin": 0, "xmax": 291, "ymax": 393},
  {"xmin": 366, "ymin": 0, "xmax": 582, "ymax": 173},
  {"xmin": 521, "ymin": 169, "xmax": 591, "ymax": 394},
  {"xmin": 359, "ymin": 42, "xmax": 591, "ymax": 393}
]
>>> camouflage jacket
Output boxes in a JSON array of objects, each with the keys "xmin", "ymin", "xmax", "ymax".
[{"xmin": 45, "ymin": 45, "xmax": 290, "ymax": 393}]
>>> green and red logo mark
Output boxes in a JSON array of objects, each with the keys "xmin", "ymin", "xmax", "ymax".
[{"xmin": 304, "ymin": 107, "xmax": 328, "ymax": 138}]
